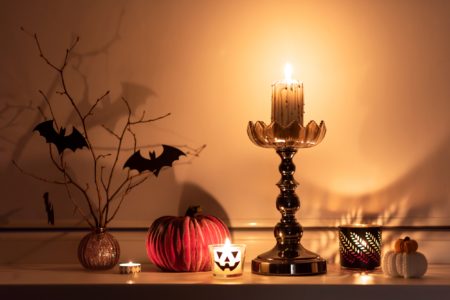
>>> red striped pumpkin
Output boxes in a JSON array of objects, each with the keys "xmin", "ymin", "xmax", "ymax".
[{"xmin": 146, "ymin": 206, "xmax": 231, "ymax": 272}]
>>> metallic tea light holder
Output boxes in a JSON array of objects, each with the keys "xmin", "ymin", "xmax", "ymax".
[
  {"xmin": 247, "ymin": 119, "xmax": 327, "ymax": 275},
  {"xmin": 119, "ymin": 262, "xmax": 142, "ymax": 274},
  {"xmin": 339, "ymin": 224, "xmax": 382, "ymax": 270}
]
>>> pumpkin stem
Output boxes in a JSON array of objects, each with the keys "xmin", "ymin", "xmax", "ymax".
[
  {"xmin": 185, "ymin": 205, "xmax": 202, "ymax": 217},
  {"xmin": 404, "ymin": 236, "xmax": 410, "ymax": 241}
]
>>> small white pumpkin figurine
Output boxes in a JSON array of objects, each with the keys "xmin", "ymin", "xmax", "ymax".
[{"xmin": 382, "ymin": 236, "xmax": 428, "ymax": 278}]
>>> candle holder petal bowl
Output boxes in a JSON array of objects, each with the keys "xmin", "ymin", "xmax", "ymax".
[
  {"xmin": 247, "ymin": 120, "xmax": 326, "ymax": 149},
  {"xmin": 247, "ymin": 119, "xmax": 327, "ymax": 276}
]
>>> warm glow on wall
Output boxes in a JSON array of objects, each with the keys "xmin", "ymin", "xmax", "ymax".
[{"xmin": 0, "ymin": 0, "xmax": 449, "ymax": 229}]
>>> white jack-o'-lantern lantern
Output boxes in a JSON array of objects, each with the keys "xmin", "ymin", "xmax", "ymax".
[{"xmin": 209, "ymin": 239, "xmax": 246, "ymax": 277}]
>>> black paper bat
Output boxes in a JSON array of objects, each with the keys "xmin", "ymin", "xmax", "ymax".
[
  {"xmin": 33, "ymin": 120, "xmax": 89, "ymax": 154},
  {"xmin": 123, "ymin": 145, "xmax": 186, "ymax": 177},
  {"xmin": 43, "ymin": 192, "xmax": 54, "ymax": 225}
]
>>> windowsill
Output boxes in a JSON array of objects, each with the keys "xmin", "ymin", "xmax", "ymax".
[{"xmin": 1, "ymin": 263, "xmax": 449, "ymax": 300}]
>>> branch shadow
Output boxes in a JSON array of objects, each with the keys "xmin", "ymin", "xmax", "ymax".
[{"xmin": 6, "ymin": 9, "xmax": 125, "ymax": 172}]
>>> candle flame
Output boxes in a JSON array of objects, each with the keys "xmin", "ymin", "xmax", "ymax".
[
  {"xmin": 224, "ymin": 237, "xmax": 231, "ymax": 246},
  {"xmin": 284, "ymin": 63, "xmax": 293, "ymax": 82}
]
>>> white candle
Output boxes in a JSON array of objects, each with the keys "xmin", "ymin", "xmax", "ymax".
[
  {"xmin": 271, "ymin": 63, "xmax": 304, "ymax": 127},
  {"xmin": 209, "ymin": 238, "xmax": 246, "ymax": 278}
]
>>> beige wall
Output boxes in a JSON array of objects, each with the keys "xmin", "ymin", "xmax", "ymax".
[{"xmin": 0, "ymin": 0, "xmax": 449, "ymax": 230}]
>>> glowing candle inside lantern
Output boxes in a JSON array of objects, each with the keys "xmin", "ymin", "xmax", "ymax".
[
  {"xmin": 209, "ymin": 238, "xmax": 246, "ymax": 278},
  {"xmin": 339, "ymin": 224, "xmax": 382, "ymax": 270},
  {"xmin": 271, "ymin": 63, "xmax": 304, "ymax": 127}
]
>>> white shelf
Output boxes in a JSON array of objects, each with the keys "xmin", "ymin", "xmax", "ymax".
[{"xmin": 1, "ymin": 263, "xmax": 449, "ymax": 300}]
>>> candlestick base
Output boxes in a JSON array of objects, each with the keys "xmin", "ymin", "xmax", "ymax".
[{"xmin": 252, "ymin": 245, "xmax": 327, "ymax": 276}]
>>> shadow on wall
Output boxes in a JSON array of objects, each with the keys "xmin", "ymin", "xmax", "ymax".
[
  {"xmin": 178, "ymin": 182, "xmax": 231, "ymax": 228},
  {"xmin": 307, "ymin": 133, "xmax": 450, "ymax": 263},
  {"xmin": 2, "ymin": 24, "xmax": 205, "ymax": 229},
  {"xmin": 67, "ymin": 81, "xmax": 155, "ymax": 134},
  {"xmin": 2, "ymin": 80, "xmax": 157, "ymax": 225},
  {"xmin": 0, "ymin": 18, "xmax": 168, "ymax": 227},
  {"xmin": 5, "ymin": 10, "xmax": 124, "ymax": 173}
]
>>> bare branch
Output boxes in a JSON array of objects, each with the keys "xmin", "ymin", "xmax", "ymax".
[
  {"xmin": 12, "ymin": 160, "xmax": 66, "ymax": 185},
  {"xmin": 108, "ymin": 172, "xmax": 148, "ymax": 203},
  {"xmin": 121, "ymin": 97, "xmax": 132, "ymax": 115},
  {"xmin": 19, "ymin": 29, "xmax": 205, "ymax": 229},
  {"xmin": 102, "ymin": 97, "xmax": 133, "ymax": 224},
  {"xmin": 184, "ymin": 144, "xmax": 207, "ymax": 157},
  {"xmin": 127, "ymin": 127, "xmax": 138, "ymax": 152},
  {"xmin": 83, "ymin": 90, "xmax": 110, "ymax": 120},
  {"xmin": 34, "ymin": 32, "xmax": 105, "ymax": 226},
  {"xmin": 101, "ymin": 125, "xmax": 120, "ymax": 139},
  {"xmin": 36, "ymin": 106, "xmax": 46, "ymax": 120},
  {"xmin": 20, "ymin": 26, "xmax": 33, "ymax": 38},
  {"xmin": 106, "ymin": 175, "xmax": 150, "ymax": 225},
  {"xmin": 96, "ymin": 153, "xmax": 112, "ymax": 161},
  {"xmin": 31, "ymin": 32, "xmax": 60, "ymax": 72},
  {"xmin": 45, "ymin": 146, "xmax": 64, "ymax": 175},
  {"xmin": 52, "ymin": 151, "xmax": 99, "ymax": 227},
  {"xmin": 38, "ymin": 90, "xmax": 58, "ymax": 129},
  {"xmin": 100, "ymin": 166, "xmax": 108, "ymax": 193},
  {"xmin": 60, "ymin": 155, "xmax": 95, "ymax": 228},
  {"xmin": 129, "ymin": 112, "xmax": 171, "ymax": 125},
  {"xmin": 61, "ymin": 36, "xmax": 80, "ymax": 70}
]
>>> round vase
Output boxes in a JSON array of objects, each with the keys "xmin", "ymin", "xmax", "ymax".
[{"xmin": 78, "ymin": 227, "xmax": 120, "ymax": 270}]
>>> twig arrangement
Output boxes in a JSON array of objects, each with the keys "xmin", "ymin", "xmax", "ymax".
[{"xmin": 14, "ymin": 30, "xmax": 205, "ymax": 229}]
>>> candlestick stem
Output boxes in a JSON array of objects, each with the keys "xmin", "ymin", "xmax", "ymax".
[
  {"xmin": 275, "ymin": 148, "xmax": 302, "ymax": 256},
  {"xmin": 251, "ymin": 147, "xmax": 327, "ymax": 275}
]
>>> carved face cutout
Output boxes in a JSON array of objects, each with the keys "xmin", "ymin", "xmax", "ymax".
[{"xmin": 214, "ymin": 249, "xmax": 241, "ymax": 271}]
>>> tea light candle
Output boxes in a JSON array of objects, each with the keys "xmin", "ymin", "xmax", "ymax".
[
  {"xmin": 209, "ymin": 238, "xmax": 246, "ymax": 278},
  {"xmin": 339, "ymin": 224, "xmax": 382, "ymax": 270},
  {"xmin": 119, "ymin": 262, "xmax": 141, "ymax": 274},
  {"xmin": 271, "ymin": 63, "xmax": 304, "ymax": 127}
]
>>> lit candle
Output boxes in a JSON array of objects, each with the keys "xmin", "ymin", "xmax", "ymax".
[
  {"xmin": 271, "ymin": 63, "xmax": 304, "ymax": 127},
  {"xmin": 339, "ymin": 224, "xmax": 382, "ymax": 270},
  {"xmin": 119, "ymin": 262, "xmax": 141, "ymax": 274},
  {"xmin": 209, "ymin": 238, "xmax": 246, "ymax": 278}
]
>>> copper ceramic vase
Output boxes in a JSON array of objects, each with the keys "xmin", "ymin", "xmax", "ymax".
[{"xmin": 78, "ymin": 227, "xmax": 120, "ymax": 270}]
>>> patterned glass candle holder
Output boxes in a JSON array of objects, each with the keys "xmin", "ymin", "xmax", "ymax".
[
  {"xmin": 339, "ymin": 224, "xmax": 382, "ymax": 270},
  {"xmin": 209, "ymin": 239, "xmax": 246, "ymax": 278}
]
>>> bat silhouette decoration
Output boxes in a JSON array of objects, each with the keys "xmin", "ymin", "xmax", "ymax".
[
  {"xmin": 33, "ymin": 120, "xmax": 89, "ymax": 154},
  {"xmin": 123, "ymin": 145, "xmax": 186, "ymax": 177},
  {"xmin": 43, "ymin": 192, "xmax": 54, "ymax": 225}
]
